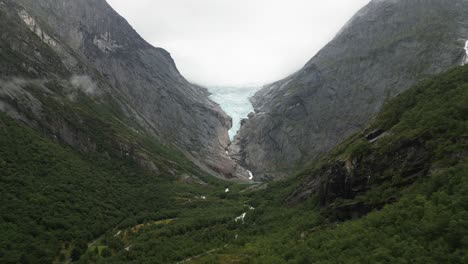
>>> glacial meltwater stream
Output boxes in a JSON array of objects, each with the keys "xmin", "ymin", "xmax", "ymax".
[{"xmin": 463, "ymin": 40, "xmax": 468, "ymax": 65}]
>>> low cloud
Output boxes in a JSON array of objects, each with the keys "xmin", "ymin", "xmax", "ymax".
[{"xmin": 70, "ymin": 75, "xmax": 98, "ymax": 95}]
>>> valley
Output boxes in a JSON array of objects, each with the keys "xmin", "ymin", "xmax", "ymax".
[
  {"xmin": 0, "ymin": 0, "xmax": 467, "ymax": 263},
  {"xmin": 74, "ymin": 65, "xmax": 468, "ymax": 263}
]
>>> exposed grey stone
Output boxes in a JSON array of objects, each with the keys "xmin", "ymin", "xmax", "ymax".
[
  {"xmin": 8, "ymin": 0, "xmax": 245, "ymax": 180},
  {"xmin": 233, "ymin": 0, "xmax": 468, "ymax": 180}
]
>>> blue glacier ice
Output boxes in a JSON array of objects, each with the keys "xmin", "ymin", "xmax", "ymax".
[{"xmin": 208, "ymin": 85, "xmax": 261, "ymax": 140}]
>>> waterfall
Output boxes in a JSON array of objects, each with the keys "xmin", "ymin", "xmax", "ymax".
[
  {"xmin": 248, "ymin": 170, "xmax": 254, "ymax": 180},
  {"xmin": 462, "ymin": 40, "xmax": 468, "ymax": 66}
]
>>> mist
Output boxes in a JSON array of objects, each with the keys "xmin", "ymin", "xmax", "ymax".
[
  {"xmin": 107, "ymin": 0, "xmax": 370, "ymax": 87},
  {"xmin": 106, "ymin": 0, "xmax": 371, "ymax": 138}
]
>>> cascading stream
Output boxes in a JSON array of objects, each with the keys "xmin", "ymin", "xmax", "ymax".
[
  {"xmin": 209, "ymin": 85, "xmax": 261, "ymax": 181},
  {"xmin": 463, "ymin": 40, "xmax": 468, "ymax": 65}
]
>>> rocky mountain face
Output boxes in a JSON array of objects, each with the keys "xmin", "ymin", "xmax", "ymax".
[
  {"xmin": 231, "ymin": 0, "xmax": 468, "ymax": 181},
  {"xmin": 286, "ymin": 64, "xmax": 468, "ymax": 221},
  {"xmin": 0, "ymin": 0, "xmax": 248, "ymax": 180}
]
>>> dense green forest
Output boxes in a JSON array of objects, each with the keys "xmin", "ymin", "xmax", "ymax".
[
  {"xmin": 0, "ymin": 111, "xmax": 242, "ymax": 263},
  {"xmin": 1, "ymin": 0, "xmax": 466, "ymax": 263},
  {"xmin": 0, "ymin": 66, "xmax": 467, "ymax": 263},
  {"xmin": 88, "ymin": 66, "xmax": 466, "ymax": 263}
]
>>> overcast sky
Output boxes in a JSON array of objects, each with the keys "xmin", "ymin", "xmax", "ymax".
[{"xmin": 107, "ymin": 0, "xmax": 370, "ymax": 86}]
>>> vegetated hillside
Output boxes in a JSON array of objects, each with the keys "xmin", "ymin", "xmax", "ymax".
[
  {"xmin": 0, "ymin": 111, "xmax": 244, "ymax": 263},
  {"xmin": 101, "ymin": 66, "xmax": 467, "ymax": 263},
  {"xmin": 0, "ymin": 1, "xmax": 248, "ymax": 262},
  {"xmin": 0, "ymin": 0, "xmax": 248, "ymax": 180},
  {"xmin": 0, "ymin": 0, "xmax": 223, "ymax": 180},
  {"xmin": 232, "ymin": 0, "xmax": 468, "ymax": 181}
]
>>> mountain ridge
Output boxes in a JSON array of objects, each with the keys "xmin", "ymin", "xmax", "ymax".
[
  {"xmin": 231, "ymin": 0, "xmax": 468, "ymax": 181},
  {"xmin": 2, "ymin": 0, "xmax": 250, "ymax": 180}
]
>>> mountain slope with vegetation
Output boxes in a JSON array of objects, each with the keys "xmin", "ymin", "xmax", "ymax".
[
  {"xmin": 0, "ymin": 111, "xmax": 243, "ymax": 263},
  {"xmin": 0, "ymin": 0, "xmax": 467, "ymax": 263},
  {"xmin": 0, "ymin": 0, "xmax": 248, "ymax": 180},
  {"xmin": 98, "ymin": 65, "xmax": 467, "ymax": 263},
  {"xmin": 0, "ymin": 0, "xmax": 249, "ymax": 262},
  {"xmin": 232, "ymin": 0, "xmax": 468, "ymax": 180}
]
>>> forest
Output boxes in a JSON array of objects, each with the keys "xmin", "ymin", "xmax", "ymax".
[{"xmin": 1, "ymin": 64, "xmax": 466, "ymax": 264}]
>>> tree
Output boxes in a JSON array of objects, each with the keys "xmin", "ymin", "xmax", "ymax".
[
  {"xmin": 70, "ymin": 248, "xmax": 82, "ymax": 262},
  {"xmin": 101, "ymin": 248, "xmax": 112, "ymax": 258},
  {"xmin": 70, "ymin": 240, "xmax": 87, "ymax": 262}
]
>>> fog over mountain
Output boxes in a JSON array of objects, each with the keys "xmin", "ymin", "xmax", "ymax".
[
  {"xmin": 106, "ymin": 0, "xmax": 371, "ymax": 140},
  {"xmin": 107, "ymin": 0, "xmax": 370, "ymax": 86}
]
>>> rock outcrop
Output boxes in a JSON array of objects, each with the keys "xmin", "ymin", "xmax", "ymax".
[
  {"xmin": 232, "ymin": 0, "xmax": 468, "ymax": 181},
  {"xmin": 285, "ymin": 63, "xmax": 468, "ymax": 220},
  {"xmin": 288, "ymin": 137, "xmax": 431, "ymax": 220}
]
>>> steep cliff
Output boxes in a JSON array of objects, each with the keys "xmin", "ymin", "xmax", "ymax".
[
  {"xmin": 232, "ymin": 0, "xmax": 468, "ymax": 180},
  {"xmin": 287, "ymin": 64, "xmax": 468, "ymax": 220},
  {"xmin": 0, "ymin": 0, "xmax": 248, "ymax": 180},
  {"xmin": 89, "ymin": 65, "xmax": 468, "ymax": 263}
]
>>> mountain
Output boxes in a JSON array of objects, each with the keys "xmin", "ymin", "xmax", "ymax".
[
  {"xmin": 231, "ymin": 0, "xmax": 468, "ymax": 180},
  {"xmin": 0, "ymin": 0, "xmax": 467, "ymax": 263},
  {"xmin": 80, "ymin": 59, "xmax": 468, "ymax": 264},
  {"xmin": 0, "ymin": 0, "xmax": 249, "ymax": 180},
  {"xmin": 0, "ymin": 0, "xmax": 253, "ymax": 261}
]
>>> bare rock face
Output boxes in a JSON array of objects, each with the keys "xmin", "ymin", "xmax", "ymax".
[
  {"xmin": 232, "ymin": 0, "xmax": 468, "ymax": 180},
  {"xmin": 7, "ymin": 0, "xmax": 247, "ymax": 180},
  {"xmin": 287, "ymin": 137, "xmax": 431, "ymax": 220}
]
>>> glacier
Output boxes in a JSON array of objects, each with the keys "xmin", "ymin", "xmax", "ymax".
[{"xmin": 208, "ymin": 85, "xmax": 261, "ymax": 140}]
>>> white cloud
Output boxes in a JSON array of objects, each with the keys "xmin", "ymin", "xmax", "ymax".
[
  {"xmin": 70, "ymin": 75, "xmax": 97, "ymax": 96},
  {"xmin": 107, "ymin": 0, "xmax": 370, "ymax": 86}
]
